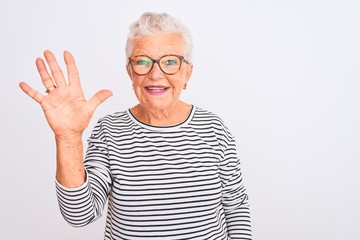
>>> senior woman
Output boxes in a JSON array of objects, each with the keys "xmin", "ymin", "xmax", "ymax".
[{"xmin": 19, "ymin": 12, "xmax": 251, "ymax": 240}]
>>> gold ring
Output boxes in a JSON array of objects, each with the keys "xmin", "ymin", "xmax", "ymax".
[{"xmin": 45, "ymin": 86, "xmax": 56, "ymax": 94}]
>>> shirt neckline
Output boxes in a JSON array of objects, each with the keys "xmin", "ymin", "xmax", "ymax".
[{"xmin": 126, "ymin": 105, "xmax": 195, "ymax": 131}]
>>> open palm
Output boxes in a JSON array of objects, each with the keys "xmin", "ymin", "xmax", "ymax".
[{"xmin": 19, "ymin": 50, "xmax": 112, "ymax": 138}]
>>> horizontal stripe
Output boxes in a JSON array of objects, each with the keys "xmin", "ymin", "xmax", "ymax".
[{"xmin": 56, "ymin": 106, "xmax": 251, "ymax": 239}]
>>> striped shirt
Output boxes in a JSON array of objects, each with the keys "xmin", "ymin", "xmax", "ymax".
[{"xmin": 56, "ymin": 106, "xmax": 252, "ymax": 240}]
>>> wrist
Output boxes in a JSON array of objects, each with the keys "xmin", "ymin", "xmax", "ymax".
[{"xmin": 55, "ymin": 132, "xmax": 83, "ymax": 143}]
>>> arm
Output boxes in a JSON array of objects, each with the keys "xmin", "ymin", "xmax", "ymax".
[
  {"xmin": 19, "ymin": 50, "xmax": 112, "ymax": 187},
  {"xmin": 56, "ymin": 128, "xmax": 112, "ymax": 227},
  {"xmin": 55, "ymin": 134, "xmax": 85, "ymax": 187},
  {"xmin": 19, "ymin": 50, "xmax": 113, "ymax": 226},
  {"xmin": 219, "ymin": 131, "xmax": 252, "ymax": 239}
]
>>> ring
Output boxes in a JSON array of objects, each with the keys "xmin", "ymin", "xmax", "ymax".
[{"xmin": 45, "ymin": 86, "xmax": 56, "ymax": 94}]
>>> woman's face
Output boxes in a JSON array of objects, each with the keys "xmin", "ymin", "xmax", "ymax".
[{"xmin": 127, "ymin": 32, "xmax": 193, "ymax": 112}]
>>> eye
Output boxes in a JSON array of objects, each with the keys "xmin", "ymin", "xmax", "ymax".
[
  {"xmin": 161, "ymin": 56, "xmax": 180, "ymax": 66},
  {"xmin": 135, "ymin": 59, "xmax": 151, "ymax": 66},
  {"xmin": 164, "ymin": 59, "xmax": 177, "ymax": 66}
]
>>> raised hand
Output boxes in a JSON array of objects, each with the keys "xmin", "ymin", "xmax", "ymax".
[{"xmin": 19, "ymin": 50, "xmax": 113, "ymax": 138}]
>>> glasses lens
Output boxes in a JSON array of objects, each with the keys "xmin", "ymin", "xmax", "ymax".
[
  {"xmin": 160, "ymin": 55, "xmax": 181, "ymax": 74},
  {"xmin": 130, "ymin": 56, "xmax": 153, "ymax": 75}
]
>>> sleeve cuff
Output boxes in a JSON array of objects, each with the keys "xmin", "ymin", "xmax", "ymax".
[{"xmin": 55, "ymin": 170, "xmax": 89, "ymax": 194}]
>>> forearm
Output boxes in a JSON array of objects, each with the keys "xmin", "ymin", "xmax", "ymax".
[
  {"xmin": 226, "ymin": 204, "xmax": 252, "ymax": 239},
  {"xmin": 56, "ymin": 176, "xmax": 96, "ymax": 227},
  {"xmin": 55, "ymin": 134, "xmax": 86, "ymax": 187},
  {"xmin": 55, "ymin": 131, "xmax": 112, "ymax": 227}
]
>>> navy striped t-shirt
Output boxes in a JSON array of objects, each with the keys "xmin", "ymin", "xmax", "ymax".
[{"xmin": 56, "ymin": 106, "xmax": 252, "ymax": 240}]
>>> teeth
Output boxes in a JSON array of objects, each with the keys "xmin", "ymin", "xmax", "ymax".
[{"xmin": 147, "ymin": 87, "xmax": 166, "ymax": 91}]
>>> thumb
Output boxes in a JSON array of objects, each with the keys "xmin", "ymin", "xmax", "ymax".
[{"xmin": 88, "ymin": 89, "xmax": 113, "ymax": 110}]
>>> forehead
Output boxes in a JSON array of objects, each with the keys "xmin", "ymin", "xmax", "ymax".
[{"xmin": 132, "ymin": 32, "xmax": 184, "ymax": 58}]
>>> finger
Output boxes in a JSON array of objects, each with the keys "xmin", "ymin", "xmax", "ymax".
[
  {"xmin": 88, "ymin": 90, "xmax": 113, "ymax": 110},
  {"xmin": 19, "ymin": 82, "xmax": 44, "ymax": 104},
  {"xmin": 63, "ymin": 51, "xmax": 81, "ymax": 87},
  {"xmin": 36, "ymin": 57, "xmax": 57, "ymax": 92},
  {"xmin": 43, "ymin": 50, "xmax": 67, "ymax": 87}
]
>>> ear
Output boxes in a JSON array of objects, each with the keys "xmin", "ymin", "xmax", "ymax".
[
  {"xmin": 126, "ymin": 64, "xmax": 134, "ymax": 81},
  {"xmin": 182, "ymin": 64, "xmax": 193, "ymax": 90},
  {"xmin": 185, "ymin": 63, "xmax": 193, "ymax": 82}
]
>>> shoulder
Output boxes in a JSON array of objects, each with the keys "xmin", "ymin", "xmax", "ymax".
[
  {"xmin": 94, "ymin": 110, "xmax": 132, "ymax": 129},
  {"xmin": 193, "ymin": 106, "xmax": 228, "ymax": 128},
  {"xmin": 99, "ymin": 110, "xmax": 128, "ymax": 120},
  {"xmin": 89, "ymin": 110, "xmax": 133, "ymax": 138},
  {"xmin": 193, "ymin": 106, "xmax": 236, "ymax": 143}
]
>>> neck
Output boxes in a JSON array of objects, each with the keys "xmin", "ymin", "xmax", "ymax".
[{"xmin": 131, "ymin": 101, "xmax": 192, "ymax": 126}]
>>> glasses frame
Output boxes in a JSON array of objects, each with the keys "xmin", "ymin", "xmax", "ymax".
[{"xmin": 128, "ymin": 54, "xmax": 189, "ymax": 76}]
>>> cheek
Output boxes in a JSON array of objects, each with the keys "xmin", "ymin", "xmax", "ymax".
[
  {"xmin": 177, "ymin": 71, "xmax": 190, "ymax": 85},
  {"xmin": 132, "ymin": 76, "xmax": 145, "ymax": 86},
  {"xmin": 168, "ymin": 76, "xmax": 185, "ymax": 89}
]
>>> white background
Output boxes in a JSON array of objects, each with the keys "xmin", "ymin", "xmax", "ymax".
[{"xmin": 1, "ymin": 0, "xmax": 359, "ymax": 239}]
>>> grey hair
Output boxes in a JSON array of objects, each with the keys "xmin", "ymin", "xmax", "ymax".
[{"xmin": 126, "ymin": 12, "xmax": 193, "ymax": 61}]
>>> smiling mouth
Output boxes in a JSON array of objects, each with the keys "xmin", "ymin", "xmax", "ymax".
[{"xmin": 145, "ymin": 86, "xmax": 169, "ymax": 92}]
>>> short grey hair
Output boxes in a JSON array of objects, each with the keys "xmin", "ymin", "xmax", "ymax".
[{"xmin": 126, "ymin": 12, "xmax": 193, "ymax": 61}]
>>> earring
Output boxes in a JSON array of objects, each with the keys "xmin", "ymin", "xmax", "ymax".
[{"xmin": 183, "ymin": 83, "xmax": 188, "ymax": 90}]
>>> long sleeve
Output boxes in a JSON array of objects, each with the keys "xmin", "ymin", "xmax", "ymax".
[
  {"xmin": 219, "ymin": 129, "xmax": 252, "ymax": 239},
  {"xmin": 55, "ymin": 121, "xmax": 112, "ymax": 227},
  {"xmin": 55, "ymin": 107, "xmax": 253, "ymax": 239}
]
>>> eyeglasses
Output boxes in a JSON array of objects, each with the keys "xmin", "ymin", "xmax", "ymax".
[{"xmin": 128, "ymin": 54, "xmax": 189, "ymax": 76}]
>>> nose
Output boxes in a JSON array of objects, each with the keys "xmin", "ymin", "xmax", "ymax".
[{"xmin": 148, "ymin": 61, "xmax": 164, "ymax": 80}]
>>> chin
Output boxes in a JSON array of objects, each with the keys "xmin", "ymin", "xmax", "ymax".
[{"xmin": 143, "ymin": 100, "xmax": 175, "ymax": 111}]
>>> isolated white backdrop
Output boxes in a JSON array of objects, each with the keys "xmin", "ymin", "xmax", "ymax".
[{"xmin": 1, "ymin": 0, "xmax": 359, "ymax": 239}]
